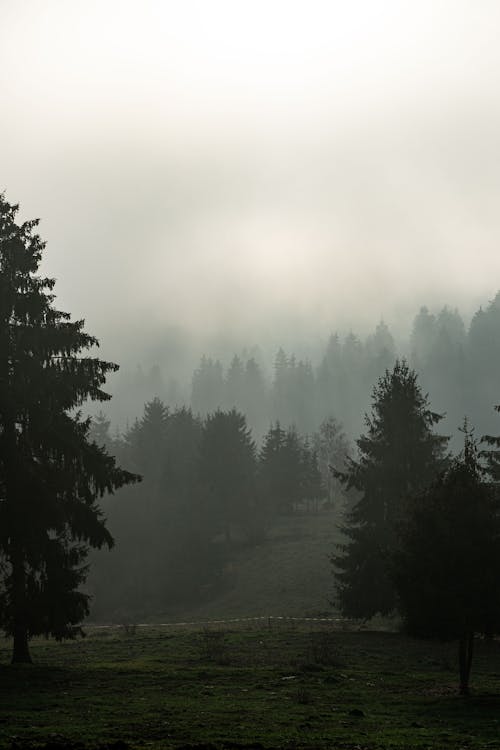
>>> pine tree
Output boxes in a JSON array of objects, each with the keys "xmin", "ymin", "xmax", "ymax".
[
  {"xmin": 127, "ymin": 397, "xmax": 169, "ymax": 488},
  {"xmin": 392, "ymin": 426, "xmax": 500, "ymax": 695},
  {"xmin": 259, "ymin": 423, "xmax": 305, "ymax": 515},
  {"xmin": 300, "ymin": 441, "xmax": 325, "ymax": 512},
  {"xmin": 197, "ymin": 409, "xmax": 258, "ymax": 542},
  {"xmin": 0, "ymin": 196, "xmax": 138, "ymax": 663},
  {"xmin": 333, "ymin": 360, "xmax": 449, "ymax": 619}
]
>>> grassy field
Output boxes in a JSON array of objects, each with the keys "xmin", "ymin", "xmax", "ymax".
[{"xmin": 1, "ymin": 624, "xmax": 500, "ymax": 750}]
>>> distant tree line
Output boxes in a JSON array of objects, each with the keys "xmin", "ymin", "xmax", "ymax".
[
  {"xmin": 119, "ymin": 296, "xmax": 500, "ymax": 448},
  {"xmin": 189, "ymin": 324, "xmax": 396, "ymax": 440},
  {"xmin": 87, "ymin": 403, "xmax": 344, "ymax": 620}
]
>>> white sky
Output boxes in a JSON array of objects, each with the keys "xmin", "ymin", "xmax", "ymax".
[{"xmin": 2, "ymin": 0, "xmax": 500, "ymax": 360}]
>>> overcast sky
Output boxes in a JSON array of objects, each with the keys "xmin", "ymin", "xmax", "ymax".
[{"xmin": 2, "ymin": 0, "xmax": 500, "ymax": 364}]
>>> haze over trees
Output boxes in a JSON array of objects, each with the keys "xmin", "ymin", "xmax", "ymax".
[
  {"xmin": 0, "ymin": 196, "xmax": 138, "ymax": 663},
  {"xmin": 3, "ymin": 193, "xmax": 500, "ymax": 701},
  {"xmin": 88, "ymin": 301, "xmax": 500, "ymax": 624},
  {"xmin": 88, "ymin": 401, "xmax": 328, "ymax": 619},
  {"xmin": 113, "ymin": 295, "xmax": 500, "ymax": 461}
]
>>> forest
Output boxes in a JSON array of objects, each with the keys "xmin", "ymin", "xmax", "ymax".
[
  {"xmin": 4, "ymin": 1, "xmax": 500, "ymax": 747},
  {"xmin": 116, "ymin": 296, "xmax": 500, "ymax": 448},
  {"xmin": 85, "ymin": 294, "xmax": 500, "ymax": 629},
  {"xmin": 3, "ymin": 191, "xmax": 500, "ymax": 678},
  {"xmin": 2, "ymin": 183, "xmax": 500, "ymax": 749}
]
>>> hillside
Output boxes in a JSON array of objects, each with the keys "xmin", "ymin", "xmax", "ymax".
[{"xmin": 160, "ymin": 507, "xmax": 344, "ymax": 623}]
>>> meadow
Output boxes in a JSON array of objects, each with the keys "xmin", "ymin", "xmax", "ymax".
[{"xmin": 1, "ymin": 623, "xmax": 500, "ymax": 750}]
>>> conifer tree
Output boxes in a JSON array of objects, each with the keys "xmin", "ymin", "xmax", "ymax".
[
  {"xmin": 197, "ymin": 409, "xmax": 258, "ymax": 542},
  {"xmin": 259, "ymin": 423, "xmax": 307, "ymax": 515},
  {"xmin": 300, "ymin": 441, "xmax": 325, "ymax": 511},
  {"xmin": 392, "ymin": 426, "xmax": 500, "ymax": 695},
  {"xmin": 0, "ymin": 196, "xmax": 138, "ymax": 663},
  {"xmin": 333, "ymin": 360, "xmax": 448, "ymax": 619}
]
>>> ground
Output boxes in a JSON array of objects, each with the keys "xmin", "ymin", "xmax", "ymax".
[{"xmin": 1, "ymin": 624, "xmax": 500, "ymax": 750}]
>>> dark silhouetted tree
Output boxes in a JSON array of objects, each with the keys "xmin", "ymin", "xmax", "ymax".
[
  {"xmin": 126, "ymin": 397, "xmax": 169, "ymax": 489},
  {"xmin": 392, "ymin": 426, "xmax": 500, "ymax": 695},
  {"xmin": 333, "ymin": 360, "xmax": 449, "ymax": 619},
  {"xmin": 197, "ymin": 409, "xmax": 258, "ymax": 542},
  {"xmin": 0, "ymin": 195, "xmax": 138, "ymax": 663},
  {"xmin": 300, "ymin": 440, "xmax": 325, "ymax": 511},
  {"xmin": 259, "ymin": 423, "xmax": 311, "ymax": 516}
]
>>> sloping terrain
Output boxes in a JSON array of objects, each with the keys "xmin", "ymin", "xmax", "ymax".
[{"xmin": 163, "ymin": 507, "xmax": 343, "ymax": 623}]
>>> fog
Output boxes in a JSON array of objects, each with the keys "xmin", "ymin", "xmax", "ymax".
[
  {"xmin": 5, "ymin": 1, "xmax": 500, "ymax": 632},
  {"xmin": 2, "ymin": 0, "xmax": 500, "ymax": 376}
]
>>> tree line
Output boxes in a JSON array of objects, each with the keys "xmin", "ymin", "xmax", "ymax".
[
  {"xmin": 87, "ymin": 403, "xmax": 347, "ymax": 620},
  {"xmin": 124, "ymin": 298, "xmax": 500, "ymax": 449}
]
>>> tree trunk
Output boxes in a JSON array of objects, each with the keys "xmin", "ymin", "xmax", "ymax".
[
  {"xmin": 458, "ymin": 632, "xmax": 474, "ymax": 696},
  {"xmin": 10, "ymin": 546, "xmax": 32, "ymax": 665},
  {"xmin": 12, "ymin": 624, "xmax": 31, "ymax": 664}
]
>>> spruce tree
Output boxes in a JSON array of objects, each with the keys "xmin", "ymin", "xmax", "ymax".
[
  {"xmin": 333, "ymin": 360, "xmax": 448, "ymax": 619},
  {"xmin": 0, "ymin": 196, "xmax": 138, "ymax": 663},
  {"xmin": 392, "ymin": 426, "xmax": 500, "ymax": 695},
  {"xmin": 198, "ymin": 409, "xmax": 258, "ymax": 542}
]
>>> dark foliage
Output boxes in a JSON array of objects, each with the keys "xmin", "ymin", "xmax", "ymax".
[
  {"xmin": 259, "ymin": 423, "xmax": 325, "ymax": 517},
  {"xmin": 333, "ymin": 360, "xmax": 449, "ymax": 619},
  {"xmin": 392, "ymin": 426, "xmax": 500, "ymax": 694},
  {"xmin": 0, "ymin": 195, "xmax": 139, "ymax": 662}
]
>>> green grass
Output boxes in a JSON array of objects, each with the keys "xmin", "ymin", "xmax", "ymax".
[{"xmin": 1, "ymin": 625, "xmax": 500, "ymax": 749}]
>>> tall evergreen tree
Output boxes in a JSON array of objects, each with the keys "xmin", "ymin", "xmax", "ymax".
[
  {"xmin": 300, "ymin": 440, "xmax": 325, "ymax": 511},
  {"xmin": 127, "ymin": 397, "xmax": 169, "ymax": 488},
  {"xmin": 259, "ymin": 423, "xmax": 305, "ymax": 515},
  {"xmin": 197, "ymin": 409, "xmax": 258, "ymax": 542},
  {"xmin": 392, "ymin": 426, "xmax": 500, "ymax": 695},
  {"xmin": 0, "ymin": 196, "xmax": 138, "ymax": 663},
  {"xmin": 333, "ymin": 360, "xmax": 449, "ymax": 619}
]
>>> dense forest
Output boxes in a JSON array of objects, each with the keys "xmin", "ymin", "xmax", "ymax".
[
  {"xmin": 87, "ymin": 405, "xmax": 350, "ymax": 620},
  {"xmin": 111, "ymin": 295, "xmax": 500, "ymax": 448},
  {"xmin": 86, "ymin": 293, "xmax": 500, "ymax": 621}
]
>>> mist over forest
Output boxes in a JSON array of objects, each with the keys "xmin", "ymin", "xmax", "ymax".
[
  {"xmin": 104, "ymin": 291, "xmax": 500, "ymax": 447},
  {"xmin": 4, "ymin": 4, "xmax": 500, "ymax": 741},
  {"xmin": 80, "ymin": 288, "xmax": 500, "ymax": 623}
]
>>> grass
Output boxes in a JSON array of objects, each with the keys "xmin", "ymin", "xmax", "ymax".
[{"xmin": 1, "ymin": 624, "xmax": 500, "ymax": 749}]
